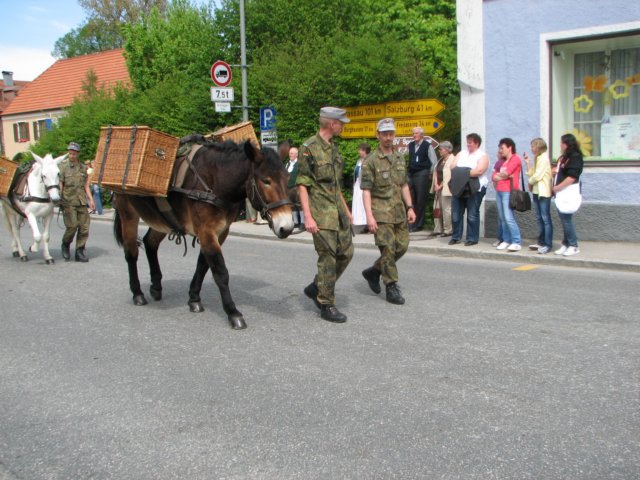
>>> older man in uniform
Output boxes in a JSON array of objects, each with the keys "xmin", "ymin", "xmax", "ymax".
[
  {"xmin": 360, "ymin": 118, "xmax": 416, "ymax": 305},
  {"xmin": 59, "ymin": 142, "xmax": 94, "ymax": 262},
  {"xmin": 297, "ymin": 107, "xmax": 353, "ymax": 323}
]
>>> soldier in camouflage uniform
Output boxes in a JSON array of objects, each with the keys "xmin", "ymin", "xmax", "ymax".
[
  {"xmin": 360, "ymin": 118, "xmax": 416, "ymax": 305},
  {"xmin": 59, "ymin": 142, "xmax": 95, "ymax": 262},
  {"xmin": 297, "ymin": 107, "xmax": 354, "ymax": 323}
]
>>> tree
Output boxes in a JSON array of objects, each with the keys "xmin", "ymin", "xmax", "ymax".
[{"xmin": 52, "ymin": 0, "xmax": 169, "ymax": 59}]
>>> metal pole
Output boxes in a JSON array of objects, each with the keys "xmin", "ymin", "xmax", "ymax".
[{"xmin": 240, "ymin": 0, "xmax": 248, "ymax": 122}]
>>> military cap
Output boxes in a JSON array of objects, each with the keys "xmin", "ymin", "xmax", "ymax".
[
  {"xmin": 377, "ymin": 118, "xmax": 396, "ymax": 132},
  {"xmin": 67, "ymin": 142, "xmax": 81, "ymax": 151},
  {"xmin": 319, "ymin": 106, "xmax": 350, "ymax": 123}
]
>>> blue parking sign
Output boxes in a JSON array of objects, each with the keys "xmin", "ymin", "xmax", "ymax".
[{"xmin": 260, "ymin": 107, "xmax": 276, "ymax": 131}]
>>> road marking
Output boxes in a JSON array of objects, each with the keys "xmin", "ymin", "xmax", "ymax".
[{"xmin": 513, "ymin": 264, "xmax": 539, "ymax": 271}]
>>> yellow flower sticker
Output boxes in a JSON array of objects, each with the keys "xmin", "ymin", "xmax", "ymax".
[
  {"xmin": 609, "ymin": 79, "xmax": 630, "ymax": 99},
  {"xmin": 573, "ymin": 94, "xmax": 594, "ymax": 113}
]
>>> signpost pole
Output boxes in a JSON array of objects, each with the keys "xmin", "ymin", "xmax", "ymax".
[{"xmin": 240, "ymin": 0, "xmax": 248, "ymax": 122}]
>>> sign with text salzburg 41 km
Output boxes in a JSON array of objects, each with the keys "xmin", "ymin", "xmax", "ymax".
[{"xmin": 341, "ymin": 98, "xmax": 445, "ymax": 138}]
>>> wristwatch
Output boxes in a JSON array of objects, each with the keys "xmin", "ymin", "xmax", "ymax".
[{"xmin": 406, "ymin": 205, "xmax": 414, "ymax": 211}]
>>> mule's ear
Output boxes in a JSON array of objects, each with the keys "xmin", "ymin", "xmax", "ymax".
[
  {"xmin": 244, "ymin": 141, "xmax": 262, "ymax": 163},
  {"xmin": 54, "ymin": 154, "xmax": 68, "ymax": 164},
  {"xmin": 32, "ymin": 153, "xmax": 44, "ymax": 164}
]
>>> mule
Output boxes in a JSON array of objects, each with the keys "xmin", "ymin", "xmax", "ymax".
[
  {"xmin": 113, "ymin": 140, "xmax": 294, "ymax": 329},
  {"xmin": 1, "ymin": 153, "xmax": 66, "ymax": 263}
]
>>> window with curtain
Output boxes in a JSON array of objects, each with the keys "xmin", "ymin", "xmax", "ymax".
[{"xmin": 572, "ymin": 46, "xmax": 640, "ymax": 160}]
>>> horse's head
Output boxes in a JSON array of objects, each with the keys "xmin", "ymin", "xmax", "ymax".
[
  {"xmin": 32, "ymin": 152, "xmax": 66, "ymax": 204},
  {"xmin": 244, "ymin": 142, "xmax": 294, "ymax": 239}
]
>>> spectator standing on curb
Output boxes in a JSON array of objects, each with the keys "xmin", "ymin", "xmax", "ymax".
[
  {"xmin": 351, "ymin": 142, "xmax": 370, "ymax": 233},
  {"xmin": 407, "ymin": 127, "xmax": 437, "ymax": 232},
  {"xmin": 553, "ymin": 133, "xmax": 584, "ymax": 257},
  {"xmin": 430, "ymin": 140, "xmax": 455, "ymax": 237},
  {"xmin": 59, "ymin": 142, "xmax": 94, "ymax": 262},
  {"xmin": 360, "ymin": 118, "xmax": 416, "ymax": 305},
  {"xmin": 491, "ymin": 138, "xmax": 523, "ymax": 252},
  {"xmin": 524, "ymin": 137, "xmax": 553, "ymax": 254},
  {"xmin": 297, "ymin": 107, "xmax": 354, "ymax": 323},
  {"xmin": 448, "ymin": 133, "xmax": 490, "ymax": 247}
]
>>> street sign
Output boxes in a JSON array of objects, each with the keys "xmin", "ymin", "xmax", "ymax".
[
  {"xmin": 343, "ymin": 98, "xmax": 445, "ymax": 121},
  {"xmin": 260, "ymin": 106, "xmax": 276, "ymax": 131},
  {"xmin": 211, "ymin": 87, "xmax": 234, "ymax": 102},
  {"xmin": 211, "ymin": 60, "xmax": 232, "ymax": 87},
  {"xmin": 215, "ymin": 102, "xmax": 231, "ymax": 113},
  {"xmin": 341, "ymin": 116, "xmax": 445, "ymax": 139},
  {"xmin": 261, "ymin": 129, "xmax": 278, "ymax": 148}
]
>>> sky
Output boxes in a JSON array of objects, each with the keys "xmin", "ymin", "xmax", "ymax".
[{"xmin": 0, "ymin": 0, "xmax": 87, "ymax": 81}]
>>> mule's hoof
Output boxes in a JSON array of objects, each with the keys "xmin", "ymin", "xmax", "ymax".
[
  {"xmin": 229, "ymin": 313, "xmax": 247, "ymax": 330},
  {"xmin": 20, "ymin": 256, "xmax": 28, "ymax": 262},
  {"xmin": 12, "ymin": 251, "xmax": 20, "ymax": 258},
  {"xmin": 150, "ymin": 287, "xmax": 162, "ymax": 301},
  {"xmin": 188, "ymin": 301, "xmax": 204, "ymax": 313},
  {"xmin": 133, "ymin": 294, "xmax": 148, "ymax": 306},
  {"xmin": 46, "ymin": 258, "xmax": 55, "ymax": 265}
]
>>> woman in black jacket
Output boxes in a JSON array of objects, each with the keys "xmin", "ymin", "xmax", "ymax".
[{"xmin": 552, "ymin": 133, "xmax": 584, "ymax": 256}]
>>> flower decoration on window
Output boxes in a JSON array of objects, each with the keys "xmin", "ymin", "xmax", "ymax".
[
  {"xmin": 572, "ymin": 128, "xmax": 593, "ymax": 157},
  {"xmin": 573, "ymin": 94, "xmax": 594, "ymax": 113},
  {"xmin": 583, "ymin": 75, "xmax": 607, "ymax": 93},
  {"xmin": 608, "ymin": 79, "xmax": 630, "ymax": 99},
  {"xmin": 625, "ymin": 73, "xmax": 640, "ymax": 85}
]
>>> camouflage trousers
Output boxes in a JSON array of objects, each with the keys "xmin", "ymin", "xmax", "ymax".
[
  {"xmin": 62, "ymin": 204, "xmax": 91, "ymax": 248},
  {"xmin": 373, "ymin": 222, "xmax": 410, "ymax": 285},
  {"xmin": 311, "ymin": 227, "xmax": 354, "ymax": 305}
]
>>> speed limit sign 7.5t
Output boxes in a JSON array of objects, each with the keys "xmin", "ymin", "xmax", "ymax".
[{"xmin": 211, "ymin": 60, "xmax": 232, "ymax": 87}]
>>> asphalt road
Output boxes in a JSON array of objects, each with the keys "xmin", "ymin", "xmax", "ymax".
[{"xmin": 1, "ymin": 219, "xmax": 639, "ymax": 479}]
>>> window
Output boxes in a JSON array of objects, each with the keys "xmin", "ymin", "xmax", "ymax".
[
  {"xmin": 33, "ymin": 119, "xmax": 52, "ymax": 140},
  {"xmin": 12, "ymin": 122, "xmax": 30, "ymax": 142},
  {"xmin": 551, "ymin": 33, "xmax": 640, "ymax": 161}
]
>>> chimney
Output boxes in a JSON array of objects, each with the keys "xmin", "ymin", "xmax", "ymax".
[{"xmin": 2, "ymin": 71, "xmax": 14, "ymax": 86}]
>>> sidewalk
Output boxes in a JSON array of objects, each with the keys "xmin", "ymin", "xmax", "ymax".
[{"xmin": 91, "ymin": 208, "xmax": 640, "ymax": 273}]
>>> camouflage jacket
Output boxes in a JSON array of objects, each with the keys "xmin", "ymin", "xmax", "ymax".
[
  {"xmin": 360, "ymin": 147, "xmax": 407, "ymax": 223},
  {"xmin": 296, "ymin": 133, "xmax": 349, "ymax": 231},
  {"xmin": 60, "ymin": 160, "xmax": 89, "ymax": 206}
]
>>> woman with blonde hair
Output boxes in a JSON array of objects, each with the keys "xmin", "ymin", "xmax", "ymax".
[{"xmin": 523, "ymin": 137, "xmax": 553, "ymax": 254}]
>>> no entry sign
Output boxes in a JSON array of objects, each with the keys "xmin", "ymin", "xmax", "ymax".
[{"xmin": 211, "ymin": 60, "xmax": 232, "ymax": 87}]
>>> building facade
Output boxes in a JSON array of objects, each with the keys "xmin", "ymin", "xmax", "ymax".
[{"xmin": 457, "ymin": 0, "xmax": 640, "ymax": 241}]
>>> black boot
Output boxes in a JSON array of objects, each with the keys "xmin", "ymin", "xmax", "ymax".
[
  {"xmin": 303, "ymin": 282, "xmax": 321, "ymax": 310},
  {"xmin": 61, "ymin": 242, "xmax": 70, "ymax": 261},
  {"xmin": 385, "ymin": 283, "xmax": 405, "ymax": 305},
  {"xmin": 75, "ymin": 248, "xmax": 89, "ymax": 263},
  {"xmin": 320, "ymin": 305, "xmax": 347, "ymax": 323},
  {"xmin": 362, "ymin": 266, "xmax": 382, "ymax": 294}
]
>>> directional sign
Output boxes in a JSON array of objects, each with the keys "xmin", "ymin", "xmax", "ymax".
[
  {"xmin": 343, "ymin": 98, "xmax": 445, "ymax": 121},
  {"xmin": 260, "ymin": 106, "xmax": 276, "ymax": 131},
  {"xmin": 211, "ymin": 87, "xmax": 234, "ymax": 102},
  {"xmin": 211, "ymin": 60, "xmax": 232, "ymax": 87},
  {"xmin": 341, "ymin": 116, "xmax": 445, "ymax": 139}
]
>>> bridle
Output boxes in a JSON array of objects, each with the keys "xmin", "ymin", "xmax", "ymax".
[{"xmin": 246, "ymin": 177, "xmax": 292, "ymax": 228}]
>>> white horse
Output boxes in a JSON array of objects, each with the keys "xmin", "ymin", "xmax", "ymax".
[{"xmin": 1, "ymin": 153, "xmax": 66, "ymax": 263}]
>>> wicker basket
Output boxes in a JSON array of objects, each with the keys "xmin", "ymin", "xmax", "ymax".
[
  {"xmin": 93, "ymin": 125, "xmax": 180, "ymax": 196},
  {"xmin": 207, "ymin": 121, "xmax": 259, "ymax": 148},
  {"xmin": 0, "ymin": 156, "xmax": 19, "ymax": 197}
]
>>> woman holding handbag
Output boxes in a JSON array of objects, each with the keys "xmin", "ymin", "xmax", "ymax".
[
  {"xmin": 524, "ymin": 138, "xmax": 553, "ymax": 254},
  {"xmin": 552, "ymin": 133, "xmax": 584, "ymax": 257},
  {"xmin": 492, "ymin": 138, "xmax": 523, "ymax": 252}
]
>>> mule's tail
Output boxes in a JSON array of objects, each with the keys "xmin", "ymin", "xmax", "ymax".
[{"xmin": 113, "ymin": 209, "xmax": 124, "ymax": 247}]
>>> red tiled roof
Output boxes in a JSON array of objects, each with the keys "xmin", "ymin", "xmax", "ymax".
[
  {"xmin": 2, "ymin": 49, "xmax": 130, "ymax": 115},
  {"xmin": 1, "ymin": 79, "xmax": 29, "ymax": 113}
]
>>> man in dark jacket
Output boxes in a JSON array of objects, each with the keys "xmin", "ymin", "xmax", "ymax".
[{"xmin": 407, "ymin": 127, "xmax": 437, "ymax": 232}]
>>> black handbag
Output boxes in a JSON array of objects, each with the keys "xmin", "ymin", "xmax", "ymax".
[{"xmin": 508, "ymin": 164, "xmax": 531, "ymax": 212}]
